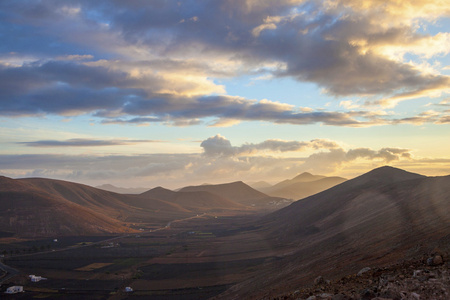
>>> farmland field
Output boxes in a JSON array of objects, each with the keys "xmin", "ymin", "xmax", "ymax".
[{"xmin": 0, "ymin": 214, "xmax": 286, "ymax": 299}]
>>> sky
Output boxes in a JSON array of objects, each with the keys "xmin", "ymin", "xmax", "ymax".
[{"xmin": 0, "ymin": 0, "xmax": 449, "ymax": 189}]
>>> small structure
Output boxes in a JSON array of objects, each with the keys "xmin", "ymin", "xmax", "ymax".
[
  {"xmin": 5, "ymin": 286, "xmax": 24, "ymax": 294},
  {"xmin": 29, "ymin": 274, "xmax": 47, "ymax": 282},
  {"xmin": 53, "ymin": 239, "xmax": 58, "ymax": 242},
  {"xmin": 124, "ymin": 286, "xmax": 133, "ymax": 292},
  {"xmin": 101, "ymin": 242, "xmax": 119, "ymax": 249}
]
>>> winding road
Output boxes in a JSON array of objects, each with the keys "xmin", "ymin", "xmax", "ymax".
[{"xmin": 0, "ymin": 260, "xmax": 19, "ymax": 284}]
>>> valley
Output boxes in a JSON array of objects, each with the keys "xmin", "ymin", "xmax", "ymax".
[
  {"xmin": 0, "ymin": 166, "xmax": 449, "ymax": 299},
  {"xmin": 2, "ymin": 2, "xmax": 450, "ymax": 298},
  {"xmin": 1, "ymin": 214, "xmax": 288, "ymax": 299}
]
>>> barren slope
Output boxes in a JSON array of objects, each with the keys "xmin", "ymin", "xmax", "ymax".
[
  {"xmin": 0, "ymin": 176, "xmax": 135, "ymax": 237},
  {"xmin": 0, "ymin": 176, "xmax": 202, "ymax": 236},
  {"xmin": 141, "ymin": 187, "xmax": 248, "ymax": 212},
  {"xmin": 179, "ymin": 181, "xmax": 287, "ymax": 208},
  {"xmin": 217, "ymin": 166, "xmax": 449, "ymax": 298}
]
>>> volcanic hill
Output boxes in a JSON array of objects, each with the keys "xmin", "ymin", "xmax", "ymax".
[
  {"xmin": 0, "ymin": 177, "xmax": 282, "ymax": 237},
  {"xmin": 216, "ymin": 166, "xmax": 450, "ymax": 299},
  {"xmin": 0, "ymin": 176, "xmax": 134, "ymax": 237},
  {"xmin": 141, "ymin": 186, "xmax": 248, "ymax": 212},
  {"xmin": 179, "ymin": 181, "xmax": 289, "ymax": 207}
]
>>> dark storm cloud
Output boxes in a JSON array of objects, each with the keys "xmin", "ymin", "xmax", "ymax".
[{"xmin": 18, "ymin": 138, "xmax": 162, "ymax": 147}]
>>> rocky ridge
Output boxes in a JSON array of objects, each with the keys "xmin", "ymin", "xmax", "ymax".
[{"xmin": 276, "ymin": 251, "xmax": 449, "ymax": 300}]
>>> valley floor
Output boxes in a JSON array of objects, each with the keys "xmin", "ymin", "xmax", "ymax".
[
  {"xmin": 1, "ymin": 210, "xmax": 449, "ymax": 300},
  {"xmin": 0, "ymin": 213, "xmax": 288, "ymax": 299}
]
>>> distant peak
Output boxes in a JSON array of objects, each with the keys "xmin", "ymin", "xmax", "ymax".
[
  {"xmin": 232, "ymin": 181, "xmax": 246, "ymax": 185},
  {"xmin": 151, "ymin": 186, "xmax": 168, "ymax": 191},
  {"xmin": 374, "ymin": 165, "xmax": 396, "ymax": 171},
  {"xmin": 367, "ymin": 165, "xmax": 419, "ymax": 176},
  {"xmin": 97, "ymin": 184, "xmax": 116, "ymax": 188},
  {"xmin": 299, "ymin": 172, "xmax": 313, "ymax": 176},
  {"xmin": 353, "ymin": 165, "xmax": 425, "ymax": 185},
  {"xmin": 292, "ymin": 172, "xmax": 325, "ymax": 182},
  {"xmin": 146, "ymin": 186, "xmax": 174, "ymax": 193},
  {"xmin": 293, "ymin": 172, "xmax": 313, "ymax": 178},
  {"xmin": 139, "ymin": 185, "xmax": 175, "ymax": 196}
]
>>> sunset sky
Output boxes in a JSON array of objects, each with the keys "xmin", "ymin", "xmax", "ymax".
[{"xmin": 1, "ymin": 0, "xmax": 449, "ymax": 189}]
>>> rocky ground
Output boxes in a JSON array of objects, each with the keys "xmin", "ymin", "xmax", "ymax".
[{"xmin": 275, "ymin": 250, "xmax": 449, "ymax": 300}]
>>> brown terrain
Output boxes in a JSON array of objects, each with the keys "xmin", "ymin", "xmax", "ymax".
[
  {"xmin": 215, "ymin": 166, "xmax": 450, "ymax": 299},
  {"xmin": 0, "ymin": 166, "xmax": 448, "ymax": 300},
  {"xmin": 0, "ymin": 176, "xmax": 134, "ymax": 237},
  {"xmin": 0, "ymin": 177, "xmax": 285, "ymax": 238},
  {"xmin": 274, "ymin": 252, "xmax": 450, "ymax": 299},
  {"xmin": 179, "ymin": 181, "xmax": 289, "ymax": 207},
  {"xmin": 141, "ymin": 187, "xmax": 248, "ymax": 212}
]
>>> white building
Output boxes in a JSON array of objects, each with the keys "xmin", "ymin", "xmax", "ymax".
[
  {"xmin": 5, "ymin": 286, "xmax": 23, "ymax": 294},
  {"xmin": 29, "ymin": 274, "xmax": 47, "ymax": 282}
]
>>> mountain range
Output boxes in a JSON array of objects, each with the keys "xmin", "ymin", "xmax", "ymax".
[
  {"xmin": 218, "ymin": 166, "xmax": 450, "ymax": 298},
  {"xmin": 0, "ymin": 166, "xmax": 448, "ymax": 298},
  {"xmin": 0, "ymin": 177, "xmax": 283, "ymax": 237}
]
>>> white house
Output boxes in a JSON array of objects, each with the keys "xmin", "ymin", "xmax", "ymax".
[
  {"xmin": 29, "ymin": 274, "xmax": 47, "ymax": 282},
  {"xmin": 5, "ymin": 286, "xmax": 24, "ymax": 294},
  {"xmin": 125, "ymin": 286, "xmax": 133, "ymax": 292}
]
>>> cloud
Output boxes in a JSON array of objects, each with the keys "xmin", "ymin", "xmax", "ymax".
[
  {"xmin": 391, "ymin": 110, "xmax": 449, "ymax": 125},
  {"xmin": 436, "ymin": 99, "xmax": 450, "ymax": 107},
  {"xmin": 201, "ymin": 134, "xmax": 342, "ymax": 157},
  {"xmin": 56, "ymin": 54, "xmax": 94, "ymax": 61},
  {"xmin": 102, "ymin": 95, "xmax": 384, "ymax": 127},
  {"xmin": 2, "ymin": 135, "xmax": 446, "ymax": 188},
  {"xmin": 18, "ymin": 138, "xmax": 163, "ymax": 147},
  {"xmin": 199, "ymin": 134, "xmax": 414, "ymax": 174},
  {"xmin": 0, "ymin": 61, "xmax": 385, "ymax": 126},
  {"xmin": 340, "ymin": 100, "xmax": 360, "ymax": 109},
  {"xmin": 0, "ymin": 0, "xmax": 448, "ymax": 126},
  {"xmin": 346, "ymin": 147, "xmax": 412, "ymax": 162},
  {"xmin": 0, "ymin": 153, "xmax": 197, "ymax": 183},
  {"xmin": 200, "ymin": 135, "xmax": 235, "ymax": 157},
  {"xmin": 301, "ymin": 147, "xmax": 413, "ymax": 173}
]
